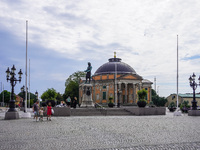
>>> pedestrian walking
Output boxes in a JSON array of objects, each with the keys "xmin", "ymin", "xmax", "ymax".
[
  {"xmin": 66, "ymin": 96, "xmax": 71, "ymax": 107},
  {"xmin": 32, "ymin": 100, "xmax": 40, "ymax": 122},
  {"xmin": 47, "ymin": 102, "xmax": 52, "ymax": 121},
  {"xmin": 39, "ymin": 107, "xmax": 44, "ymax": 121},
  {"xmin": 73, "ymin": 97, "xmax": 77, "ymax": 108}
]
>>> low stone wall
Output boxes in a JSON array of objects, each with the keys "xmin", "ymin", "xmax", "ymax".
[
  {"xmin": 52, "ymin": 107, "xmax": 71, "ymax": 116},
  {"xmin": 188, "ymin": 110, "xmax": 200, "ymax": 116},
  {"xmin": 125, "ymin": 107, "xmax": 166, "ymax": 116},
  {"xmin": 44, "ymin": 107, "xmax": 166, "ymax": 116}
]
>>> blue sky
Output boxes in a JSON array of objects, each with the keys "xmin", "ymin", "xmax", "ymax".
[{"xmin": 0, "ymin": 0, "xmax": 200, "ymax": 98}]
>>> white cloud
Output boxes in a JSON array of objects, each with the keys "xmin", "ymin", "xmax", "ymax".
[{"xmin": 1, "ymin": 0, "xmax": 200, "ymax": 96}]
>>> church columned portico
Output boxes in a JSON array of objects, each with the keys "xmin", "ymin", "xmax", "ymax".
[{"xmin": 116, "ymin": 80, "xmax": 145, "ymax": 104}]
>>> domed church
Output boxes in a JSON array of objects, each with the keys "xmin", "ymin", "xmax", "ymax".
[{"xmin": 79, "ymin": 53, "xmax": 153, "ymax": 105}]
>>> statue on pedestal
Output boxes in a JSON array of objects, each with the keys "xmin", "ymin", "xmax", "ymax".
[
  {"xmin": 80, "ymin": 62, "xmax": 94, "ymax": 107},
  {"xmin": 84, "ymin": 62, "xmax": 92, "ymax": 84}
]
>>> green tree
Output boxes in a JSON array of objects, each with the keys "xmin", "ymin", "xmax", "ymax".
[
  {"xmin": 56, "ymin": 92, "xmax": 63, "ymax": 104},
  {"xmin": 64, "ymin": 80, "xmax": 79, "ymax": 100},
  {"xmin": 41, "ymin": 88, "xmax": 58, "ymax": 101},
  {"xmin": 0, "ymin": 90, "xmax": 12, "ymax": 105},
  {"xmin": 18, "ymin": 92, "xmax": 37, "ymax": 103},
  {"xmin": 64, "ymin": 71, "xmax": 85, "ymax": 103},
  {"xmin": 27, "ymin": 99, "xmax": 34, "ymax": 107},
  {"xmin": 151, "ymin": 89, "xmax": 168, "ymax": 106},
  {"xmin": 65, "ymin": 71, "xmax": 85, "ymax": 87},
  {"xmin": 151, "ymin": 89, "xmax": 157, "ymax": 97}
]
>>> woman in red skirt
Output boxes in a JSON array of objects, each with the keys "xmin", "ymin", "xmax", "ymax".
[{"xmin": 47, "ymin": 102, "xmax": 52, "ymax": 121}]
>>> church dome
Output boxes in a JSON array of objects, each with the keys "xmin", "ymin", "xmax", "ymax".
[{"xmin": 94, "ymin": 57, "xmax": 136, "ymax": 75}]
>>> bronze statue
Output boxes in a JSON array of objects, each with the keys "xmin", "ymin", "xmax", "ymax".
[{"xmin": 84, "ymin": 62, "xmax": 92, "ymax": 84}]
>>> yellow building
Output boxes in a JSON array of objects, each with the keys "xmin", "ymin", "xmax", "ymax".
[
  {"xmin": 79, "ymin": 54, "xmax": 153, "ymax": 105},
  {"xmin": 167, "ymin": 93, "xmax": 200, "ymax": 106}
]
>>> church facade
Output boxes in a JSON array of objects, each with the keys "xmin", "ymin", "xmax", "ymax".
[{"xmin": 79, "ymin": 54, "xmax": 153, "ymax": 105}]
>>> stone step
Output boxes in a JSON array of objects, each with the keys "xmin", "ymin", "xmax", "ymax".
[
  {"xmin": 71, "ymin": 108, "xmax": 103, "ymax": 116},
  {"xmin": 105, "ymin": 108, "xmax": 132, "ymax": 116},
  {"xmin": 70, "ymin": 108, "xmax": 133, "ymax": 116}
]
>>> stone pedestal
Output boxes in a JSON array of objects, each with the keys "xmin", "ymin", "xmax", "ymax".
[
  {"xmin": 174, "ymin": 110, "xmax": 182, "ymax": 116},
  {"xmin": 53, "ymin": 107, "xmax": 71, "ymax": 116},
  {"xmin": 81, "ymin": 84, "xmax": 94, "ymax": 107},
  {"xmin": 5, "ymin": 111, "xmax": 19, "ymax": 120},
  {"xmin": 188, "ymin": 110, "xmax": 200, "ymax": 116},
  {"xmin": 21, "ymin": 112, "xmax": 31, "ymax": 118}
]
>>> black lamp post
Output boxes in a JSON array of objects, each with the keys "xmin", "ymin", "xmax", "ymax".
[
  {"xmin": 189, "ymin": 73, "xmax": 200, "ymax": 110},
  {"xmin": 117, "ymin": 89, "xmax": 121, "ymax": 107},
  {"xmin": 5, "ymin": 65, "xmax": 22, "ymax": 119},
  {"xmin": 21, "ymin": 85, "xmax": 25, "ymax": 107},
  {"xmin": 21, "ymin": 85, "xmax": 28, "ymax": 112},
  {"xmin": 35, "ymin": 91, "xmax": 38, "ymax": 100}
]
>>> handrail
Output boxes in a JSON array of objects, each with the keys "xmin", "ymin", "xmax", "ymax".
[
  {"xmin": 94, "ymin": 103, "xmax": 107, "ymax": 116},
  {"xmin": 94, "ymin": 103, "xmax": 104, "ymax": 108}
]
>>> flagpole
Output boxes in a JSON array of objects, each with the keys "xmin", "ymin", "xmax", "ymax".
[
  {"xmin": 29, "ymin": 59, "xmax": 30, "ymax": 110},
  {"xmin": 25, "ymin": 20, "xmax": 28, "ymax": 113},
  {"xmin": 176, "ymin": 35, "xmax": 179, "ymax": 109},
  {"xmin": 174, "ymin": 35, "xmax": 182, "ymax": 116},
  {"xmin": 114, "ymin": 52, "xmax": 117, "ymax": 107},
  {"xmin": 21, "ymin": 20, "xmax": 31, "ymax": 118}
]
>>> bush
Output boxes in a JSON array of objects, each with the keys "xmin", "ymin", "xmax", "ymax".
[
  {"xmin": 137, "ymin": 89, "xmax": 148, "ymax": 100},
  {"xmin": 180, "ymin": 101, "xmax": 191, "ymax": 113},
  {"xmin": 137, "ymin": 89, "xmax": 147, "ymax": 107},
  {"xmin": 108, "ymin": 97, "xmax": 115, "ymax": 107},
  {"xmin": 137, "ymin": 99, "xmax": 147, "ymax": 107},
  {"xmin": 168, "ymin": 102, "xmax": 176, "ymax": 112},
  {"xmin": 148, "ymin": 101, "xmax": 155, "ymax": 107}
]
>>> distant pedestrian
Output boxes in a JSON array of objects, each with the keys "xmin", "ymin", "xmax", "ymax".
[
  {"xmin": 39, "ymin": 107, "xmax": 44, "ymax": 121},
  {"xmin": 47, "ymin": 102, "xmax": 52, "ymax": 121},
  {"xmin": 66, "ymin": 96, "xmax": 71, "ymax": 107},
  {"xmin": 73, "ymin": 97, "xmax": 77, "ymax": 108},
  {"xmin": 32, "ymin": 100, "xmax": 40, "ymax": 122}
]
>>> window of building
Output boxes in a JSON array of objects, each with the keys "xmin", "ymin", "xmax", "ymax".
[
  {"xmin": 96, "ymin": 94, "xmax": 99, "ymax": 100},
  {"xmin": 103, "ymin": 92, "xmax": 106, "ymax": 100},
  {"xmin": 103, "ymin": 85, "xmax": 106, "ymax": 89},
  {"xmin": 145, "ymin": 88, "xmax": 148, "ymax": 100}
]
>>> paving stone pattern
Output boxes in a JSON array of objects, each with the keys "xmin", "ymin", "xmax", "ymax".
[{"xmin": 0, "ymin": 114, "xmax": 200, "ymax": 150}]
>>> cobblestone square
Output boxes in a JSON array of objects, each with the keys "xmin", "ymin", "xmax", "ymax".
[{"xmin": 0, "ymin": 111, "xmax": 200, "ymax": 150}]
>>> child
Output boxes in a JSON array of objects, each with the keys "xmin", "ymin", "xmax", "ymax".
[
  {"xmin": 39, "ymin": 107, "xmax": 44, "ymax": 121},
  {"xmin": 47, "ymin": 102, "xmax": 52, "ymax": 121}
]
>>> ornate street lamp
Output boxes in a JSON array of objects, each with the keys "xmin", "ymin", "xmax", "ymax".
[
  {"xmin": 5, "ymin": 65, "xmax": 22, "ymax": 120},
  {"xmin": 35, "ymin": 91, "xmax": 38, "ymax": 100},
  {"xmin": 189, "ymin": 73, "xmax": 200, "ymax": 110},
  {"xmin": 21, "ymin": 85, "xmax": 25, "ymax": 107},
  {"xmin": 20, "ymin": 85, "xmax": 28, "ymax": 112}
]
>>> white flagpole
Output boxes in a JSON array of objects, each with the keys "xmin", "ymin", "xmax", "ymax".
[
  {"xmin": 176, "ymin": 35, "xmax": 179, "ymax": 108},
  {"xmin": 174, "ymin": 35, "xmax": 182, "ymax": 116},
  {"xmin": 25, "ymin": 20, "xmax": 28, "ymax": 113},
  {"xmin": 2, "ymin": 84, "xmax": 4, "ymax": 107},
  {"xmin": 22, "ymin": 20, "xmax": 31, "ymax": 118},
  {"xmin": 114, "ymin": 52, "xmax": 117, "ymax": 107},
  {"xmin": 29, "ymin": 59, "xmax": 30, "ymax": 110}
]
